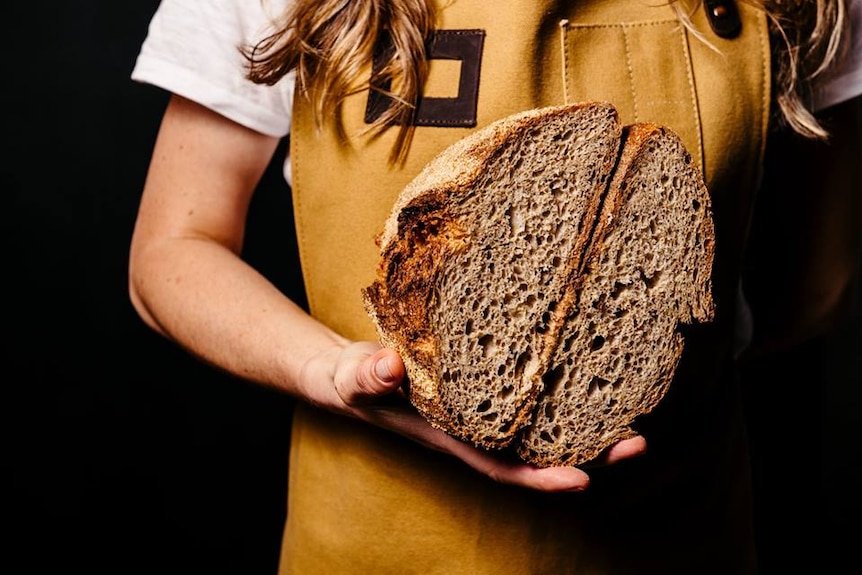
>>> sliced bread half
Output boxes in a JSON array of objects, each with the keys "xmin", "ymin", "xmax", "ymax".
[
  {"xmin": 363, "ymin": 102, "xmax": 623, "ymax": 449},
  {"xmin": 516, "ymin": 123, "xmax": 715, "ymax": 466}
]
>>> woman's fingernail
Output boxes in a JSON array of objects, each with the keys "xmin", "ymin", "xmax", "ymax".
[{"xmin": 374, "ymin": 357, "xmax": 393, "ymax": 382}]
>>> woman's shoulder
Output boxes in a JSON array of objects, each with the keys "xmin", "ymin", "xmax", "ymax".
[{"xmin": 131, "ymin": 0, "xmax": 294, "ymax": 137}]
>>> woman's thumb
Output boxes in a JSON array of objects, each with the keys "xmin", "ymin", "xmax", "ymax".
[
  {"xmin": 372, "ymin": 351, "xmax": 403, "ymax": 386},
  {"xmin": 338, "ymin": 347, "xmax": 405, "ymax": 405}
]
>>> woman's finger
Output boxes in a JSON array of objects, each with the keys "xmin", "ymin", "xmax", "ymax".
[
  {"xmin": 334, "ymin": 345, "xmax": 405, "ymax": 405},
  {"xmin": 360, "ymin": 403, "xmax": 591, "ymax": 492},
  {"xmin": 453, "ymin": 443, "xmax": 592, "ymax": 492},
  {"xmin": 601, "ymin": 435, "xmax": 648, "ymax": 465}
]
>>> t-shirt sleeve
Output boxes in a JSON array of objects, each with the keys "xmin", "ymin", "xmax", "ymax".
[
  {"xmin": 811, "ymin": 0, "xmax": 862, "ymax": 111},
  {"xmin": 131, "ymin": 0, "xmax": 294, "ymax": 138}
]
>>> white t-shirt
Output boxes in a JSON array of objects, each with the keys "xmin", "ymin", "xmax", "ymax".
[
  {"xmin": 132, "ymin": 0, "xmax": 295, "ymax": 135},
  {"xmin": 132, "ymin": 0, "xmax": 862, "ymax": 143}
]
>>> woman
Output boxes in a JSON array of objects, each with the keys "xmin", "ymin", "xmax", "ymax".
[{"xmin": 130, "ymin": 0, "xmax": 860, "ymax": 572}]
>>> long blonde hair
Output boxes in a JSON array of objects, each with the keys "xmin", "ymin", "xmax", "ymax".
[
  {"xmin": 762, "ymin": 0, "xmax": 849, "ymax": 137},
  {"xmin": 245, "ymin": 0, "xmax": 435, "ymax": 162},
  {"xmin": 243, "ymin": 0, "xmax": 848, "ymax": 159}
]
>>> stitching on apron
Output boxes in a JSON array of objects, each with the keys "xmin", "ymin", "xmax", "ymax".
[
  {"xmin": 621, "ymin": 25, "xmax": 639, "ymax": 121},
  {"xmin": 290, "ymin": 108, "xmax": 320, "ymax": 317},
  {"xmin": 559, "ymin": 19, "xmax": 570, "ymax": 104},
  {"xmin": 677, "ymin": 23, "xmax": 706, "ymax": 174}
]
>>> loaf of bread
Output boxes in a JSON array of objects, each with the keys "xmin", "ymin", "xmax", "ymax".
[{"xmin": 362, "ymin": 102, "xmax": 715, "ymax": 466}]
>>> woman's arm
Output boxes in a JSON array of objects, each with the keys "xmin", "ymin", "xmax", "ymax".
[
  {"xmin": 130, "ymin": 94, "xmax": 644, "ymax": 491},
  {"xmin": 129, "ymin": 94, "xmax": 345, "ymax": 388}
]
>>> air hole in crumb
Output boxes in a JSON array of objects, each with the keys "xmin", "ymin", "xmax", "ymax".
[
  {"xmin": 476, "ymin": 399, "xmax": 492, "ymax": 413},
  {"xmin": 482, "ymin": 412, "xmax": 499, "ymax": 422},
  {"xmin": 587, "ymin": 376, "xmax": 613, "ymax": 397},
  {"xmin": 542, "ymin": 364, "xmax": 566, "ymax": 393},
  {"xmin": 692, "ymin": 199, "xmax": 701, "ymax": 210},
  {"xmin": 514, "ymin": 349, "xmax": 533, "ymax": 379},
  {"xmin": 610, "ymin": 281, "xmax": 628, "ymax": 299},
  {"xmin": 536, "ymin": 313, "xmax": 550, "ymax": 333},
  {"xmin": 639, "ymin": 269, "xmax": 661, "ymax": 289},
  {"xmin": 590, "ymin": 335, "xmax": 606, "ymax": 351},
  {"xmin": 478, "ymin": 334, "xmax": 496, "ymax": 357},
  {"xmin": 540, "ymin": 431, "xmax": 555, "ymax": 443}
]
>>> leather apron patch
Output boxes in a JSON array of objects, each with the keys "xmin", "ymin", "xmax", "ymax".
[{"xmin": 366, "ymin": 29, "xmax": 486, "ymax": 127}]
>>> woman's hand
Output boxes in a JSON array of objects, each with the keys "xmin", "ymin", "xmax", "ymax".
[{"xmin": 300, "ymin": 341, "xmax": 647, "ymax": 493}]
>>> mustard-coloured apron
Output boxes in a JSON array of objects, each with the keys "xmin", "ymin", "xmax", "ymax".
[{"xmin": 282, "ymin": 1, "xmax": 769, "ymax": 573}]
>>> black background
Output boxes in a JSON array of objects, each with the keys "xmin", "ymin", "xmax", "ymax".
[
  {"xmin": 3, "ymin": 2, "xmax": 296, "ymax": 573},
  {"xmin": 2, "ymin": 2, "xmax": 859, "ymax": 574}
]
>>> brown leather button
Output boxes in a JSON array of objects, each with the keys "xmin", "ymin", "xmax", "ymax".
[{"xmin": 704, "ymin": 0, "xmax": 742, "ymax": 39}]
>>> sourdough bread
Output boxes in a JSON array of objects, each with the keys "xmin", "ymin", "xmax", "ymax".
[{"xmin": 362, "ymin": 102, "xmax": 715, "ymax": 464}]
